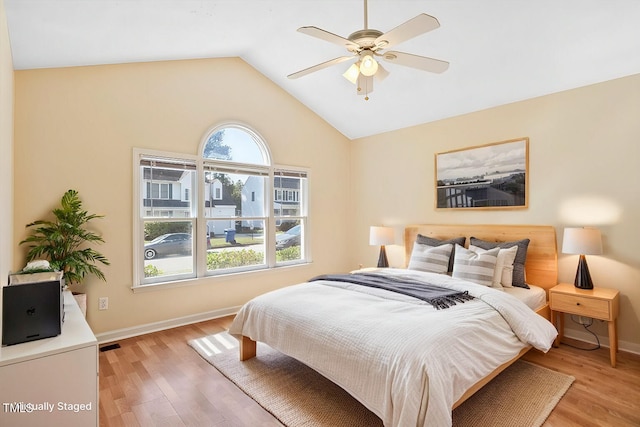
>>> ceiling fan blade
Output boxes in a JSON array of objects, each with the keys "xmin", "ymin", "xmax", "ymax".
[
  {"xmin": 381, "ymin": 51, "xmax": 449, "ymax": 73},
  {"xmin": 374, "ymin": 14, "xmax": 440, "ymax": 50},
  {"xmin": 288, "ymin": 56, "xmax": 355, "ymax": 79},
  {"xmin": 297, "ymin": 26, "xmax": 360, "ymax": 51}
]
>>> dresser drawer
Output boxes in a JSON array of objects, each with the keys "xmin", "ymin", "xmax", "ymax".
[{"xmin": 550, "ymin": 293, "xmax": 611, "ymax": 320}]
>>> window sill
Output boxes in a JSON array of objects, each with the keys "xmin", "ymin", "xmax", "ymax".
[{"xmin": 131, "ymin": 261, "xmax": 313, "ymax": 293}]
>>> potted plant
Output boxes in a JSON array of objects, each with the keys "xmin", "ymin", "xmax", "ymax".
[{"xmin": 20, "ymin": 189, "xmax": 110, "ymax": 316}]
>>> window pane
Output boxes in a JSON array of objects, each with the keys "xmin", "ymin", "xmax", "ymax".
[
  {"xmin": 141, "ymin": 163, "xmax": 195, "ymax": 218},
  {"xmin": 203, "ymin": 127, "xmax": 268, "ymax": 165},
  {"xmin": 273, "ymin": 174, "xmax": 305, "ymax": 217},
  {"xmin": 275, "ymin": 220, "xmax": 303, "ymax": 263},
  {"xmin": 143, "ymin": 221, "xmax": 193, "ymax": 279},
  {"xmin": 206, "ymin": 220, "xmax": 265, "ymax": 272},
  {"xmin": 204, "ymin": 170, "xmax": 265, "ymax": 218}
]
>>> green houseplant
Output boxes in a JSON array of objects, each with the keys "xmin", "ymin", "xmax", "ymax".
[{"xmin": 20, "ymin": 190, "xmax": 110, "ymax": 310}]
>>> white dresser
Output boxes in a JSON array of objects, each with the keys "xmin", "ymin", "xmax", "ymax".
[{"xmin": 0, "ymin": 291, "xmax": 98, "ymax": 426}]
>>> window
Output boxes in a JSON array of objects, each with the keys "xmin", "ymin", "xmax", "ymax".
[
  {"xmin": 137, "ymin": 156, "xmax": 197, "ymax": 284},
  {"xmin": 134, "ymin": 124, "xmax": 309, "ymax": 288},
  {"xmin": 274, "ymin": 169, "xmax": 308, "ymax": 264}
]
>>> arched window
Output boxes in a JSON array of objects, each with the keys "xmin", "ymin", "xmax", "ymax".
[
  {"xmin": 202, "ymin": 125, "xmax": 270, "ymax": 166},
  {"xmin": 133, "ymin": 123, "xmax": 308, "ymax": 288}
]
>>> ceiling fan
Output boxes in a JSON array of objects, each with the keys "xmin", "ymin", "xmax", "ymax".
[{"xmin": 287, "ymin": 0, "xmax": 449, "ymax": 100}]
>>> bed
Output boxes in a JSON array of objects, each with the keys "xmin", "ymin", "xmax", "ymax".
[{"xmin": 229, "ymin": 224, "xmax": 559, "ymax": 426}]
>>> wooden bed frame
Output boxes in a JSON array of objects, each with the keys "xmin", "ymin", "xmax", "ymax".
[
  {"xmin": 404, "ymin": 224, "xmax": 558, "ymax": 408},
  {"xmin": 240, "ymin": 224, "xmax": 558, "ymax": 410}
]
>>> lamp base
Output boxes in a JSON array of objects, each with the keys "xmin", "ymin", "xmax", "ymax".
[
  {"xmin": 574, "ymin": 254, "xmax": 594, "ymax": 289},
  {"xmin": 377, "ymin": 245, "xmax": 389, "ymax": 268}
]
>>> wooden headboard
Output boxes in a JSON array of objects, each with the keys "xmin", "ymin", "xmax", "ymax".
[{"xmin": 404, "ymin": 224, "xmax": 558, "ymax": 291}]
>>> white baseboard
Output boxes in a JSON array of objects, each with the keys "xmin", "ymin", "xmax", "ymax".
[
  {"xmin": 95, "ymin": 306, "xmax": 242, "ymax": 345},
  {"xmin": 563, "ymin": 328, "xmax": 640, "ymax": 356}
]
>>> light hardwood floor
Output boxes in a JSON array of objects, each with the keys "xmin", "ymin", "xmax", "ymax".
[{"xmin": 99, "ymin": 316, "xmax": 640, "ymax": 427}]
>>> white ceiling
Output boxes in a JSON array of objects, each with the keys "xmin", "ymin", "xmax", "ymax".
[{"xmin": 5, "ymin": 0, "xmax": 640, "ymax": 139}]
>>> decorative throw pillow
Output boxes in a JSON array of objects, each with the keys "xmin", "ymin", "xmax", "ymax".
[
  {"xmin": 452, "ymin": 245, "xmax": 500, "ymax": 287},
  {"xmin": 469, "ymin": 244, "xmax": 518, "ymax": 288},
  {"xmin": 408, "ymin": 243, "xmax": 453, "ymax": 274},
  {"xmin": 415, "ymin": 235, "xmax": 466, "ymax": 273},
  {"xmin": 469, "ymin": 237, "xmax": 530, "ymax": 288}
]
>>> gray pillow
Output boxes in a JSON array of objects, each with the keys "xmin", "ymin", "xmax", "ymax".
[
  {"xmin": 469, "ymin": 237, "xmax": 530, "ymax": 288},
  {"xmin": 416, "ymin": 234, "xmax": 466, "ymax": 273}
]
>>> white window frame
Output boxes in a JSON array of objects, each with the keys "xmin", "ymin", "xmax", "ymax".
[
  {"xmin": 132, "ymin": 125, "xmax": 310, "ymax": 290},
  {"xmin": 133, "ymin": 149, "xmax": 198, "ymax": 288}
]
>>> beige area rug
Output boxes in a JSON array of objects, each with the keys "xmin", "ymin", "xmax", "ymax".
[{"xmin": 189, "ymin": 332, "xmax": 574, "ymax": 427}]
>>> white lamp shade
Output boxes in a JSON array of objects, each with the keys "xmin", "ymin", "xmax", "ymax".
[
  {"xmin": 343, "ymin": 62, "xmax": 360, "ymax": 84},
  {"xmin": 370, "ymin": 226, "xmax": 394, "ymax": 246},
  {"xmin": 359, "ymin": 53, "xmax": 379, "ymax": 77},
  {"xmin": 562, "ymin": 227, "xmax": 603, "ymax": 255}
]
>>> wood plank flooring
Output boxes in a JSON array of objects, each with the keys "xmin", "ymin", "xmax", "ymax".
[{"xmin": 99, "ymin": 316, "xmax": 640, "ymax": 427}]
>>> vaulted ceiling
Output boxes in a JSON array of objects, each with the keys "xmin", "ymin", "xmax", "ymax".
[{"xmin": 5, "ymin": 0, "xmax": 640, "ymax": 139}]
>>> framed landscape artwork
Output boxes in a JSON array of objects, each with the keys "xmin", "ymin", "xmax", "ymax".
[{"xmin": 435, "ymin": 138, "xmax": 529, "ymax": 210}]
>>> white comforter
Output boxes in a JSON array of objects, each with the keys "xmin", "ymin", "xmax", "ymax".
[{"xmin": 229, "ymin": 268, "xmax": 557, "ymax": 427}]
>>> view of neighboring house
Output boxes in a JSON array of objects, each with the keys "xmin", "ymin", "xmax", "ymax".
[
  {"xmin": 143, "ymin": 166, "xmax": 236, "ymax": 235},
  {"xmin": 242, "ymin": 175, "xmax": 302, "ymax": 228},
  {"xmin": 274, "ymin": 175, "xmax": 302, "ymax": 219},
  {"xmin": 204, "ymin": 178, "xmax": 237, "ymax": 236},
  {"xmin": 142, "ymin": 167, "xmax": 192, "ymax": 217}
]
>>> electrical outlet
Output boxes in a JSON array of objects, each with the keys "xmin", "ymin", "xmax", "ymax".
[
  {"xmin": 578, "ymin": 316, "xmax": 591, "ymax": 325},
  {"xmin": 99, "ymin": 297, "xmax": 108, "ymax": 310}
]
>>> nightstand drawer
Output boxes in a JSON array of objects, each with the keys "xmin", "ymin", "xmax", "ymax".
[{"xmin": 550, "ymin": 293, "xmax": 610, "ymax": 319}]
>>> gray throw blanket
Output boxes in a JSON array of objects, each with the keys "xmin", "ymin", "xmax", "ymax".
[{"xmin": 309, "ymin": 272, "xmax": 474, "ymax": 310}]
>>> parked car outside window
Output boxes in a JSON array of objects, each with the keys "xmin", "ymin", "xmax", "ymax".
[
  {"xmin": 276, "ymin": 225, "xmax": 301, "ymax": 249},
  {"xmin": 144, "ymin": 233, "xmax": 192, "ymax": 259}
]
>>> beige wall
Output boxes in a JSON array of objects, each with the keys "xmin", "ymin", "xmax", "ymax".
[
  {"xmin": 13, "ymin": 58, "xmax": 352, "ymax": 334},
  {"xmin": 8, "ymin": 18, "xmax": 639, "ymax": 351},
  {"xmin": 350, "ymin": 73, "xmax": 640, "ymax": 350},
  {"xmin": 0, "ymin": 0, "xmax": 14, "ymax": 336}
]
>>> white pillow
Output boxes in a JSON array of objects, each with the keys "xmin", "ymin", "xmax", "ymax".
[
  {"xmin": 452, "ymin": 244, "xmax": 500, "ymax": 287},
  {"xmin": 469, "ymin": 244, "xmax": 518, "ymax": 288},
  {"xmin": 407, "ymin": 243, "xmax": 453, "ymax": 274}
]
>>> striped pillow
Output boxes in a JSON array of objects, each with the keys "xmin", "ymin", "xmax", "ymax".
[
  {"xmin": 452, "ymin": 244, "xmax": 500, "ymax": 287},
  {"xmin": 408, "ymin": 243, "xmax": 453, "ymax": 274},
  {"xmin": 415, "ymin": 235, "xmax": 466, "ymax": 272},
  {"xmin": 469, "ymin": 244, "xmax": 518, "ymax": 288}
]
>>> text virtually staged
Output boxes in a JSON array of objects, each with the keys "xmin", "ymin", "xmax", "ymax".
[{"xmin": 2, "ymin": 401, "xmax": 92, "ymax": 414}]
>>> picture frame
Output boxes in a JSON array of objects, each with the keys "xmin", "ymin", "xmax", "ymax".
[{"xmin": 435, "ymin": 137, "xmax": 529, "ymax": 210}]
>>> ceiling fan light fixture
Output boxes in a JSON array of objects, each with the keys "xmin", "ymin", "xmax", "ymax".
[
  {"xmin": 359, "ymin": 53, "xmax": 378, "ymax": 76},
  {"xmin": 375, "ymin": 63, "xmax": 390, "ymax": 81},
  {"xmin": 288, "ymin": 0, "xmax": 448, "ymax": 97},
  {"xmin": 343, "ymin": 62, "xmax": 360, "ymax": 84}
]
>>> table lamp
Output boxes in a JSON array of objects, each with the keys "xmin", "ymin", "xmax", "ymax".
[
  {"xmin": 562, "ymin": 227, "xmax": 602, "ymax": 289},
  {"xmin": 369, "ymin": 226, "xmax": 394, "ymax": 268}
]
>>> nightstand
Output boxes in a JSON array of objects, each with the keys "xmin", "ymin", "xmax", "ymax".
[{"xmin": 549, "ymin": 283, "xmax": 620, "ymax": 367}]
